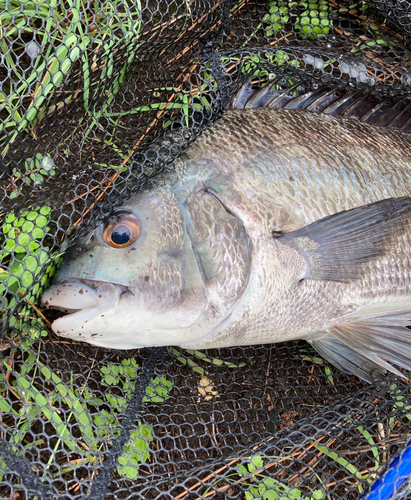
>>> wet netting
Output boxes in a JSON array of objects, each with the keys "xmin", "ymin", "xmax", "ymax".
[{"xmin": 1, "ymin": 0, "xmax": 411, "ymax": 498}]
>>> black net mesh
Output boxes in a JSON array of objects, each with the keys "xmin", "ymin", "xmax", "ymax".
[{"xmin": 1, "ymin": 1, "xmax": 411, "ymax": 498}]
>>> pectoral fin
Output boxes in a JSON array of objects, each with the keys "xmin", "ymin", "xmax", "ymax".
[
  {"xmin": 311, "ymin": 309, "xmax": 411, "ymax": 382},
  {"xmin": 277, "ymin": 197, "xmax": 411, "ymax": 282}
]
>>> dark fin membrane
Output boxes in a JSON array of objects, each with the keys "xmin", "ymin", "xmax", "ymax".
[
  {"xmin": 375, "ymin": 100, "xmax": 407, "ymax": 127},
  {"xmin": 245, "ymin": 83, "xmax": 282, "ymax": 108},
  {"xmin": 403, "ymin": 116, "xmax": 411, "ymax": 133},
  {"xmin": 309, "ymin": 336, "xmax": 389, "ymax": 383},
  {"xmin": 389, "ymin": 102, "xmax": 411, "ymax": 129},
  {"xmin": 229, "ymin": 79, "xmax": 258, "ymax": 109},
  {"xmin": 342, "ymin": 94, "xmax": 382, "ymax": 120},
  {"xmin": 266, "ymin": 82, "xmax": 303, "ymax": 109},
  {"xmin": 305, "ymin": 87, "xmax": 345, "ymax": 113},
  {"xmin": 360, "ymin": 98, "xmax": 396, "ymax": 124},
  {"xmin": 323, "ymin": 91, "xmax": 365, "ymax": 116},
  {"xmin": 231, "ymin": 80, "xmax": 411, "ymax": 131},
  {"xmin": 276, "ymin": 197, "xmax": 411, "ymax": 282},
  {"xmin": 283, "ymin": 88, "xmax": 332, "ymax": 110}
]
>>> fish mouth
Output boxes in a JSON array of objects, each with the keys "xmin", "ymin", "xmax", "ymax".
[{"xmin": 41, "ymin": 278, "xmax": 127, "ymax": 335}]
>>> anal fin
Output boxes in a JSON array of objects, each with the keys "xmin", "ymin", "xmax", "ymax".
[
  {"xmin": 311, "ymin": 309, "xmax": 411, "ymax": 383},
  {"xmin": 309, "ymin": 336, "xmax": 388, "ymax": 383}
]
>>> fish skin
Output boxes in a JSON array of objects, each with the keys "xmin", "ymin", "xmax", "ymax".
[{"xmin": 42, "ymin": 108, "xmax": 411, "ymax": 381}]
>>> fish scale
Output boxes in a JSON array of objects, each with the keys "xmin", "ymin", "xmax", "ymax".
[
  {"xmin": 182, "ymin": 109, "xmax": 411, "ymax": 174},
  {"xmin": 42, "ymin": 104, "xmax": 411, "ymax": 382}
]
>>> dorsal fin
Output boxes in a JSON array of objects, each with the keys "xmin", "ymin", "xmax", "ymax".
[{"xmin": 230, "ymin": 79, "xmax": 411, "ymax": 132}]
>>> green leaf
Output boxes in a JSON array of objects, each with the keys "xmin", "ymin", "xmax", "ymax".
[
  {"xmin": 312, "ymin": 490, "xmax": 325, "ymax": 499},
  {"xmin": 0, "ymin": 399, "xmax": 11, "ymax": 412},
  {"xmin": 35, "ymin": 215, "xmax": 48, "ymax": 228},
  {"xmin": 251, "ymin": 455, "xmax": 264, "ymax": 468},
  {"xmin": 314, "ymin": 444, "xmax": 366, "ymax": 479},
  {"xmin": 238, "ymin": 464, "xmax": 249, "ymax": 476},
  {"xmin": 117, "ymin": 423, "xmax": 153, "ymax": 479}
]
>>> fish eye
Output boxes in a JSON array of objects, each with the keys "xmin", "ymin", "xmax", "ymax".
[{"xmin": 102, "ymin": 211, "xmax": 141, "ymax": 248}]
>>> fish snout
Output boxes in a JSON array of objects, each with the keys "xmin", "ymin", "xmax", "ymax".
[
  {"xmin": 41, "ymin": 281, "xmax": 102, "ymax": 312},
  {"xmin": 41, "ymin": 280, "xmax": 123, "ymax": 335}
]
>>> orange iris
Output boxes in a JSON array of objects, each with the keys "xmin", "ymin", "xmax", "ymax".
[{"xmin": 102, "ymin": 211, "xmax": 141, "ymax": 248}]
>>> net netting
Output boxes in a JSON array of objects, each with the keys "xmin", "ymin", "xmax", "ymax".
[{"xmin": 1, "ymin": 0, "xmax": 411, "ymax": 498}]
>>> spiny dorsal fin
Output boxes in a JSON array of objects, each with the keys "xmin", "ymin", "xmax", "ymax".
[
  {"xmin": 276, "ymin": 197, "xmax": 411, "ymax": 282},
  {"xmin": 230, "ymin": 79, "xmax": 411, "ymax": 132}
]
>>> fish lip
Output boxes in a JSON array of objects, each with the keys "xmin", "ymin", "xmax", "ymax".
[
  {"xmin": 55, "ymin": 277, "xmax": 129, "ymax": 291},
  {"xmin": 41, "ymin": 278, "xmax": 127, "ymax": 335},
  {"xmin": 41, "ymin": 278, "xmax": 129, "ymax": 311}
]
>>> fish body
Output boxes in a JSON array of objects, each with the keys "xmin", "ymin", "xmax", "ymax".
[{"xmin": 42, "ymin": 107, "xmax": 411, "ymax": 382}]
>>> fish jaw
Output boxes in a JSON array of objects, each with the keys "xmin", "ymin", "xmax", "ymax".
[
  {"xmin": 41, "ymin": 275, "xmax": 211, "ymax": 348},
  {"xmin": 41, "ymin": 278, "xmax": 151, "ymax": 346},
  {"xmin": 41, "ymin": 279, "xmax": 124, "ymax": 337}
]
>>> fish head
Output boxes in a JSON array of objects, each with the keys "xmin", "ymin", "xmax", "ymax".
[{"xmin": 41, "ymin": 186, "xmax": 212, "ymax": 348}]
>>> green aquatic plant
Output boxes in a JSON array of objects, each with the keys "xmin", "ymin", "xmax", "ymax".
[
  {"xmin": 98, "ymin": 357, "xmax": 173, "ymax": 479},
  {"xmin": 263, "ymin": 0, "xmax": 333, "ymax": 40},
  {"xmin": 0, "ymin": 351, "xmax": 172, "ymax": 482},
  {"xmin": 263, "ymin": 0, "xmax": 292, "ymax": 35},
  {"xmin": 170, "ymin": 347, "xmax": 246, "ymax": 376},
  {"xmin": 294, "ymin": 0, "xmax": 333, "ymax": 39},
  {"xmin": 0, "ymin": 206, "xmax": 61, "ymax": 319},
  {"xmin": 237, "ymin": 455, "xmax": 325, "ymax": 500},
  {"xmin": 0, "ymin": 0, "xmax": 144, "ymax": 157}
]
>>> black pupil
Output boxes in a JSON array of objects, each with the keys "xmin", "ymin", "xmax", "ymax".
[{"xmin": 111, "ymin": 225, "xmax": 131, "ymax": 245}]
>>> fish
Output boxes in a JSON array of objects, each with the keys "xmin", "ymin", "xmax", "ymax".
[{"xmin": 41, "ymin": 84, "xmax": 411, "ymax": 383}]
